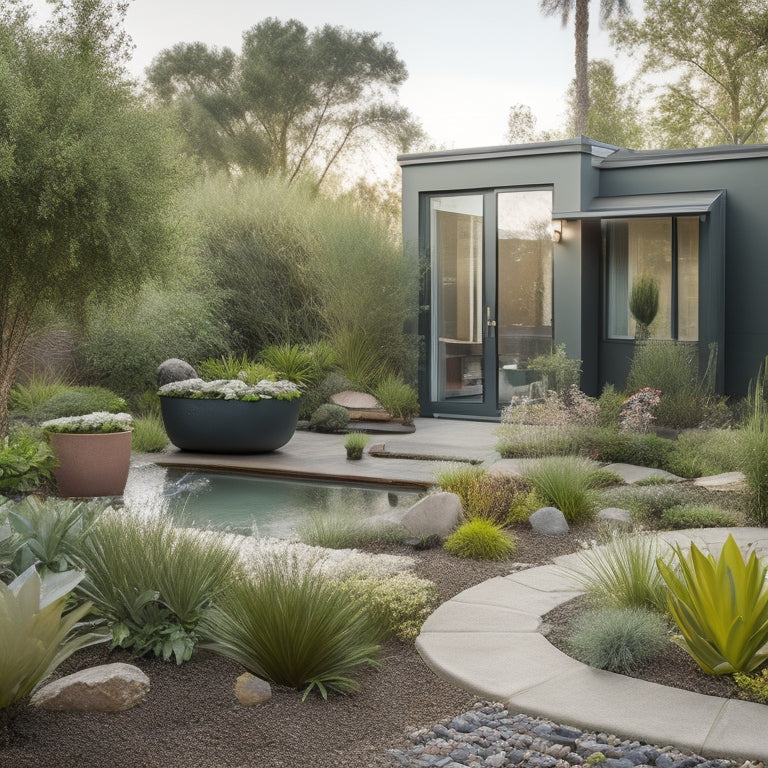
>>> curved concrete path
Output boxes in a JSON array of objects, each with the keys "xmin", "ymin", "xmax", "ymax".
[{"xmin": 416, "ymin": 527, "xmax": 768, "ymax": 762}]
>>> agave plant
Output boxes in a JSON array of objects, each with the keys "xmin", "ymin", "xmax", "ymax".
[
  {"xmin": 657, "ymin": 534, "xmax": 768, "ymax": 674},
  {"xmin": 0, "ymin": 566, "xmax": 104, "ymax": 742}
]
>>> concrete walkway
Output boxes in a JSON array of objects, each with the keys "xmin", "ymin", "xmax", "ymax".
[
  {"xmin": 417, "ymin": 526, "xmax": 768, "ymax": 762},
  {"xmin": 146, "ymin": 418, "xmax": 768, "ymax": 761}
]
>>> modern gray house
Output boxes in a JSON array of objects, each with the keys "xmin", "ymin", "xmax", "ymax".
[{"xmin": 398, "ymin": 136, "xmax": 768, "ymax": 419}]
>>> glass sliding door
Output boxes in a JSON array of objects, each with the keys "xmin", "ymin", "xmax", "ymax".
[
  {"xmin": 427, "ymin": 188, "xmax": 554, "ymax": 415},
  {"xmin": 430, "ymin": 195, "xmax": 485, "ymax": 403},
  {"xmin": 496, "ymin": 190, "xmax": 554, "ymax": 405}
]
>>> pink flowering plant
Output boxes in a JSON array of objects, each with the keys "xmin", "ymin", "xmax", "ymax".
[
  {"xmin": 619, "ymin": 388, "xmax": 662, "ymax": 433},
  {"xmin": 158, "ymin": 378, "xmax": 301, "ymax": 402},
  {"xmin": 501, "ymin": 385, "xmax": 599, "ymax": 427}
]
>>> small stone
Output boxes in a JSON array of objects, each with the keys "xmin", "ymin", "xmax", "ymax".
[
  {"xmin": 596, "ymin": 507, "xmax": 633, "ymax": 529},
  {"xmin": 529, "ymin": 506, "xmax": 569, "ymax": 535},
  {"xmin": 234, "ymin": 672, "xmax": 272, "ymax": 705},
  {"xmin": 31, "ymin": 663, "xmax": 149, "ymax": 712}
]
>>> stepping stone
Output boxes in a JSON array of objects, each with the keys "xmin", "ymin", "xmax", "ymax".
[
  {"xmin": 603, "ymin": 463, "xmax": 681, "ymax": 484},
  {"xmin": 693, "ymin": 471, "xmax": 746, "ymax": 490}
]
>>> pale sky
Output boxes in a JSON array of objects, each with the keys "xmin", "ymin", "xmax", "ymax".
[{"xmin": 28, "ymin": 0, "xmax": 636, "ymax": 151}]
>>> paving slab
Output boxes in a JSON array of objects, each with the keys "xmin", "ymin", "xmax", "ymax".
[
  {"xmin": 449, "ymin": 577, "xmax": 580, "ymax": 615},
  {"xmin": 505, "ymin": 666, "xmax": 727, "ymax": 756},
  {"xmin": 504, "ymin": 563, "xmax": 579, "ymax": 592},
  {"xmin": 702, "ymin": 698, "xmax": 768, "ymax": 761},
  {"xmin": 415, "ymin": 631, "xmax": 583, "ymax": 700},
  {"xmin": 603, "ymin": 462, "xmax": 681, "ymax": 484},
  {"xmin": 420, "ymin": 602, "xmax": 541, "ymax": 634}
]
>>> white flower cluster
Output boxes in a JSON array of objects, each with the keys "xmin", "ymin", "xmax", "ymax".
[
  {"xmin": 158, "ymin": 378, "xmax": 300, "ymax": 401},
  {"xmin": 41, "ymin": 411, "xmax": 134, "ymax": 434},
  {"xmin": 222, "ymin": 534, "xmax": 416, "ymax": 580}
]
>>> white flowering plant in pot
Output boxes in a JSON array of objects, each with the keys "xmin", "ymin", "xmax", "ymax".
[
  {"xmin": 40, "ymin": 412, "xmax": 134, "ymax": 434},
  {"xmin": 158, "ymin": 378, "xmax": 301, "ymax": 402}
]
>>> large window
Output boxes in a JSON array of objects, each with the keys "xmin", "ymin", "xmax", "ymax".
[{"xmin": 605, "ymin": 216, "xmax": 699, "ymax": 340}]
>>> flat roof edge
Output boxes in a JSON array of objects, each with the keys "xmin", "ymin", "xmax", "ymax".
[
  {"xmin": 398, "ymin": 137, "xmax": 619, "ymax": 166},
  {"xmin": 599, "ymin": 144, "xmax": 768, "ymax": 168}
]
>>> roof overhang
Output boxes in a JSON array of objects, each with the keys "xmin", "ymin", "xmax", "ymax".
[{"xmin": 554, "ymin": 190, "xmax": 725, "ymax": 220}]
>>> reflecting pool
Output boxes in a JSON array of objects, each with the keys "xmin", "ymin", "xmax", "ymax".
[{"xmin": 124, "ymin": 462, "xmax": 421, "ymax": 538}]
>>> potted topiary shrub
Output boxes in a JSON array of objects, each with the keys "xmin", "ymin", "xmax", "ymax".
[
  {"xmin": 41, "ymin": 412, "xmax": 134, "ymax": 497},
  {"xmin": 158, "ymin": 378, "xmax": 301, "ymax": 453}
]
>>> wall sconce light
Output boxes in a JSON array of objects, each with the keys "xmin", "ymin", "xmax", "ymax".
[{"xmin": 551, "ymin": 220, "xmax": 563, "ymax": 243}]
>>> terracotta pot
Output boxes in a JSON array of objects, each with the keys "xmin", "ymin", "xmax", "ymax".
[
  {"xmin": 160, "ymin": 397, "xmax": 300, "ymax": 453},
  {"xmin": 48, "ymin": 431, "xmax": 132, "ymax": 497}
]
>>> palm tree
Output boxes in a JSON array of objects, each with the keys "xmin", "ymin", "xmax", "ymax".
[{"xmin": 540, "ymin": 0, "xmax": 630, "ymax": 136}]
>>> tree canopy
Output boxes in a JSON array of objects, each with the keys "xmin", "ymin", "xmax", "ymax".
[
  {"xmin": 611, "ymin": 0, "xmax": 768, "ymax": 146},
  {"xmin": 0, "ymin": 0, "xmax": 186, "ymax": 437},
  {"xmin": 147, "ymin": 18, "xmax": 423, "ymax": 183},
  {"xmin": 540, "ymin": 0, "xmax": 630, "ymax": 135}
]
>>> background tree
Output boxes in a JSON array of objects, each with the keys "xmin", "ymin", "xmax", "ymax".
[
  {"xmin": 148, "ymin": 18, "xmax": 423, "ymax": 183},
  {"xmin": 611, "ymin": 0, "xmax": 768, "ymax": 146},
  {"xmin": 0, "ymin": 0, "xmax": 186, "ymax": 437},
  {"xmin": 540, "ymin": 0, "xmax": 630, "ymax": 135},
  {"xmin": 505, "ymin": 103, "xmax": 558, "ymax": 144},
  {"xmin": 565, "ymin": 59, "xmax": 646, "ymax": 146}
]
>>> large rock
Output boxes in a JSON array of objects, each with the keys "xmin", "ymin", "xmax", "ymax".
[
  {"xmin": 31, "ymin": 663, "xmax": 149, "ymax": 712},
  {"xmin": 329, "ymin": 390, "xmax": 390, "ymax": 421},
  {"xmin": 529, "ymin": 507, "xmax": 569, "ymax": 536},
  {"xmin": 156, "ymin": 358, "xmax": 198, "ymax": 388},
  {"xmin": 597, "ymin": 507, "xmax": 633, "ymax": 530},
  {"xmin": 235, "ymin": 673, "xmax": 272, "ymax": 706},
  {"xmin": 400, "ymin": 492, "xmax": 463, "ymax": 537}
]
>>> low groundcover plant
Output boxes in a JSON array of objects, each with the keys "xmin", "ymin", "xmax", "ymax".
[
  {"xmin": 40, "ymin": 411, "xmax": 134, "ymax": 434},
  {"xmin": 158, "ymin": 378, "xmax": 301, "ymax": 402}
]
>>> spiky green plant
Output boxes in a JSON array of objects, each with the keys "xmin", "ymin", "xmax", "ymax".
[
  {"xmin": 567, "ymin": 606, "xmax": 668, "ymax": 674},
  {"xmin": 260, "ymin": 344, "xmax": 316, "ymax": 385},
  {"xmin": 197, "ymin": 353, "xmax": 277, "ymax": 385},
  {"xmin": 130, "ymin": 413, "xmax": 169, "ymax": 452},
  {"xmin": 294, "ymin": 509, "xmax": 405, "ymax": 549},
  {"xmin": 629, "ymin": 275, "xmax": 659, "ymax": 340},
  {"xmin": 0, "ymin": 566, "xmax": 104, "ymax": 743},
  {"xmin": 373, "ymin": 375, "xmax": 419, "ymax": 424},
  {"xmin": 200, "ymin": 554, "xmax": 382, "ymax": 699},
  {"xmin": 344, "ymin": 431, "xmax": 370, "ymax": 459},
  {"xmin": 567, "ymin": 532, "xmax": 671, "ymax": 613},
  {"xmin": 657, "ymin": 534, "xmax": 768, "ymax": 674},
  {"xmin": 524, "ymin": 456, "xmax": 600, "ymax": 524},
  {"xmin": 75, "ymin": 512, "xmax": 239, "ymax": 664},
  {"xmin": 443, "ymin": 519, "xmax": 516, "ymax": 561},
  {"xmin": 9, "ymin": 372, "xmax": 71, "ymax": 414}
]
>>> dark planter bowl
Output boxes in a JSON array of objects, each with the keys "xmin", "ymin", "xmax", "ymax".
[{"xmin": 160, "ymin": 397, "xmax": 300, "ymax": 453}]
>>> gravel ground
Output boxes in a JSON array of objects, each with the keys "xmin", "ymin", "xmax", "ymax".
[{"xmin": 0, "ymin": 522, "xmax": 753, "ymax": 768}]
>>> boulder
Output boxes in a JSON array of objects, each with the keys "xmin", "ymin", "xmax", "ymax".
[
  {"xmin": 31, "ymin": 663, "xmax": 149, "ymax": 712},
  {"xmin": 597, "ymin": 507, "xmax": 633, "ymax": 530},
  {"xmin": 156, "ymin": 358, "xmax": 198, "ymax": 388},
  {"xmin": 235, "ymin": 673, "xmax": 272, "ymax": 706},
  {"xmin": 529, "ymin": 507, "xmax": 569, "ymax": 536},
  {"xmin": 400, "ymin": 492, "xmax": 463, "ymax": 538},
  {"xmin": 329, "ymin": 390, "xmax": 390, "ymax": 421}
]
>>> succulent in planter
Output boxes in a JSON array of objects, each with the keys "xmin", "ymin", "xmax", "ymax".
[
  {"xmin": 157, "ymin": 378, "xmax": 301, "ymax": 402},
  {"xmin": 344, "ymin": 431, "xmax": 370, "ymax": 460},
  {"xmin": 40, "ymin": 412, "xmax": 134, "ymax": 498}
]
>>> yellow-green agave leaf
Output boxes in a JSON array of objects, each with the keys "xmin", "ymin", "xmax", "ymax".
[{"xmin": 657, "ymin": 534, "xmax": 768, "ymax": 675}]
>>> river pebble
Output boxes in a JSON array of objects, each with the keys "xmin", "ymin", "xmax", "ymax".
[{"xmin": 388, "ymin": 702, "xmax": 763, "ymax": 768}]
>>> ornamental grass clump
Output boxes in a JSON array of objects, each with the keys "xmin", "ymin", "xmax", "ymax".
[
  {"xmin": 75, "ymin": 512, "xmax": 240, "ymax": 664},
  {"xmin": 197, "ymin": 353, "xmax": 277, "ymax": 385},
  {"xmin": 373, "ymin": 375, "xmax": 420, "ymax": 424},
  {"xmin": 567, "ymin": 606, "xmax": 668, "ymax": 674},
  {"xmin": 130, "ymin": 413, "xmax": 169, "ymax": 452},
  {"xmin": 659, "ymin": 503, "xmax": 739, "ymax": 530},
  {"xmin": 567, "ymin": 532, "xmax": 671, "ymax": 613},
  {"xmin": 657, "ymin": 534, "xmax": 768, "ymax": 674},
  {"xmin": 200, "ymin": 554, "xmax": 382, "ymax": 699},
  {"xmin": 344, "ymin": 431, "xmax": 370, "ymax": 460},
  {"xmin": 443, "ymin": 519, "xmax": 516, "ymax": 561},
  {"xmin": 524, "ymin": 456, "xmax": 600, "ymax": 524},
  {"xmin": 260, "ymin": 344, "xmax": 317, "ymax": 385}
]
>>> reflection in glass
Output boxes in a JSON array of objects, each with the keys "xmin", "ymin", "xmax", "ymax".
[
  {"xmin": 430, "ymin": 195, "xmax": 484, "ymax": 402},
  {"xmin": 496, "ymin": 190, "xmax": 553, "ymax": 405}
]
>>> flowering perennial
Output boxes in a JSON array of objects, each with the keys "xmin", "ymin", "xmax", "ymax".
[
  {"xmin": 41, "ymin": 411, "xmax": 134, "ymax": 434},
  {"xmin": 501, "ymin": 385, "xmax": 599, "ymax": 427},
  {"xmin": 619, "ymin": 388, "xmax": 662, "ymax": 433},
  {"xmin": 158, "ymin": 378, "xmax": 301, "ymax": 402}
]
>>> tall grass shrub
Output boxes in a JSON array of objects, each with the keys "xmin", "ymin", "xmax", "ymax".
[{"xmin": 524, "ymin": 457, "xmax": 600, "ymax": 523}]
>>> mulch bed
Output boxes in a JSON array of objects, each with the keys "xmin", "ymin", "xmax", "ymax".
[{"xmin": 0, "ymin": 523, "xmax": 753, "ymax": 768}]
